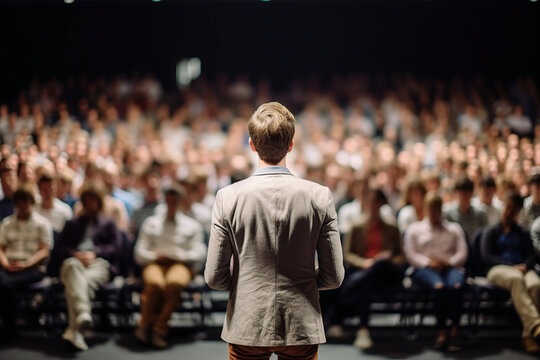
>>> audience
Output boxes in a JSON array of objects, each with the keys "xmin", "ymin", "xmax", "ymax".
[
  {"xmin": 521, "ymin": 174, "xmax": 540, "ymax": 230},
  {"xmin": 34, "ymin": 174, "xmax": 73, "ymax": 234},
  {"xmin": 0, "ymin": 166, "xmax": 16, "ymax": 221},
  {"xmin": 443, "ymin": 177, "xmax": 489, "ymax": 241},
  {"xmin": 404, "ymin": 192, "xmax": 468, "ymax": 352},
  {"xmin": 480, "ymin": 193, "xmax": 540, "ymax": 354},
  {"xmin": 0, "ymin": 185, "xmax": 52, "ymax": 341},
  {"xmin": 0, "ymin": 72, "xmax": 539, "ymax": 350},
  {"xmin": 54, "ymin": 182, "xmax": 122, "ymax": 350},
  {"xmin": 397, "ymin": 178, "xmax": 427, "ymax": 234},
  {"xmin": 472, "ymin": 176, "xmax": 501, "ymax": 225},
  {"xmin": 340, "ymin": 188, "xmax": 404, "ymax": 350},
  {"xmin": 531, "ymin": 217, "xmax": 540, "ymax": 256},
  {"xmin": 134, "ymin": 183, "xmax": 206, "ymax": 349}
]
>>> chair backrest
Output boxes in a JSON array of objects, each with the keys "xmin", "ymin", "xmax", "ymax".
[{"xmin": 469, "ymin": 229, "xmax": 485, "ymax": 277}]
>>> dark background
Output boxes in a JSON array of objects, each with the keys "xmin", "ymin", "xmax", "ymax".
[{"xmin": 0, "ymin": 0, "xmax": 538, "ymax": 101}]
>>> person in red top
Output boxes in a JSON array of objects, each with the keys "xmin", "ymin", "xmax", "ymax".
[{"xmin": 339, "ymin": 188, "xmax": 405, "ymax": 350}]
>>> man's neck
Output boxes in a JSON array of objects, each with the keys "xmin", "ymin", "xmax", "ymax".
[
  {"xmin": 145, "ymin": 192, "xmax": 159, "ymax": 204},
  {"xmin": 17, "ymin": 212, "xmax": 30, "ymax": 221},
  {"xmin": 479, "ymin": 196, "xmax": 492, "ymax": 206},
  {"xmin": 41, "ymin": 198, "xmax": 53, "ymax": 210},
  {"xmin": 166, "ymin": 210, "xmax": 176, "ymax": 221},
  {"xmin": 258, "ymin": 158, "xmax": 286, "ymax": 169},
  {"xmin": 458, "ymin": 202, "xmax": 471, "ymax": 213}
]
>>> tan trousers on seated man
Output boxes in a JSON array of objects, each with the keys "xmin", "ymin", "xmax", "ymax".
[
  {"xmin": 140, "ymin": 262, "xmax": 192, "ymax": 335},
  {"xmin": 487, "ymin": 265, "xmax": 540, "ymax": 337},
  {"xmin": 60, "ymin": 257, "xmax": 110, "ymax": 330}
]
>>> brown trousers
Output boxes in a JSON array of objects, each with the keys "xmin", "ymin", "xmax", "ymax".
[
  {"xmin": 229, "ymin": 344, "xmax": 319, "ymax": 360},
  {"xmin": 139, "ymin": 262, "xmax": 192, "ymax": 335}
]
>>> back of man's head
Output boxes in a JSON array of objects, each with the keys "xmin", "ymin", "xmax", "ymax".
[{"xmin": 248, "ymin": 102, "xmax": 295, "ymax": 165}]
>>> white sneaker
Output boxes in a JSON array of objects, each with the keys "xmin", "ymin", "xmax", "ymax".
[
  {"xmin": 353, "ymin": 328, "xmax": 374, "ymax": 350},
  {"xmin": 62, "ymin": 328, "xmax": 88, "ymax": 351},
  {"xmin": 76, "ymin": 312, "xmax": 93, "ymax": 331},
  {"xmin": 326, "ymin": 325, "xmax": 346, "ymax": 339}
]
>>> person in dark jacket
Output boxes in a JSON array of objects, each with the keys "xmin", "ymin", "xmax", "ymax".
[
  {"xmin": 481, "ymin": 192, "xmax": 540, "ymax": 354},
  {"xmin": 54, "ymin": 181, "xmax": 121, "ymax": 351},
  {"xmin": 341, "ymin": 188, "xmax": 405, "ymax": 350}
]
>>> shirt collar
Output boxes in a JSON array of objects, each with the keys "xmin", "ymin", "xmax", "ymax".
[{"xmin": 252, "ymin": 166, "xmax": 293, "ymax": 176}]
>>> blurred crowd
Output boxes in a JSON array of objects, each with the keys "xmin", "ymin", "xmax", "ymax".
[
  {"xmin": 1, "ymin": 74, "xmax": 539, "ymax": 216},
  {"xmin": 1, "ymin": 73, "xmax": 540, "ymax": 352}
]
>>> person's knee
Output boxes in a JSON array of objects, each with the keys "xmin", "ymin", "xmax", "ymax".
[
  {"xmin": 528, "ymin": 284, "xmax": 540, "ymax": 295},
  {"xmin": 144, "ymin": 282, "xmax": 164, "ymax": 294},
  {"xmin": 60, "ymin": 257, "xmax": 83, "ymax": 276},
  {"xmin": 507, "ymin": 273, "xmax": 525, "ymax": 285},
  {"xmin": 434, "ymin": 282, "xmax": 444, "ymax": 290}
]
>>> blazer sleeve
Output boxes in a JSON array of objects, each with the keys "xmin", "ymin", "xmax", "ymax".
[
  {"xmin": 94, "ymin": 220, "xmax": 121, "ymax": 262},
  {"xmin": 54, "ymin": 221, "xmax": 77, "ymax": 259},
  {"xmin": 316, "ymin": 187, "xmax": 345, "ymax": 290},
  {"xmin": 205, "ymin": 190, "xmax": 233, "ymax": 290}
]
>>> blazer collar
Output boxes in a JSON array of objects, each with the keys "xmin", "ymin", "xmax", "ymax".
[{"xmin": 252, "ymin": 166, "xmax": 293, "ymax": 177}]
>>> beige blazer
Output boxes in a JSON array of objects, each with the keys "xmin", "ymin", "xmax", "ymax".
[{"xmin": 205, "ymin": 167, "xmax": 344, "ymax": 346}]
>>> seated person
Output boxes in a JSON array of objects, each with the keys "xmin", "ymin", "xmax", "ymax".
[
  {"xmin": 472, "ymin": 176, "xmax": 501, "ymax": 226},
  {"xmin": 405, "ymin": 192, "xmax": 468, "ymax": 352},
  {"xmin": 0, "ymin": 185, "xmax": 52, "ymax": 341},
  {"xmin": 397, "ymin": 177, "xmax": 427, "ymax": 234},
  {"xmin": 0, "ymin": 165, "xmax": 17, "ymax": 221},
  {"xmin": 34, "ymin": 174, "xmax": 73, "ymax": 234},
  {"xmin": 134, "ymin": 183, "xmax": 206, "ymax": 349},
  {"xmin": 520, "ymin": 173, "xmax": 540, "ymax": 231},
  {"xmin": 340, "ymin": 188, "xmax": 405, "ymax": 350},
  {"xmin": 481, "ymin": 193, "xmax": 540, "ymax": 354},
  {"xmin": 443, "ymin": 177, "xmax": 488, "ymax": 241},
  {"xmin": 532, "ymin": 217, "xmax": 540, "ymax": 258},
  {"xmin": 54, "ymin": 181, "xmax": 121, "ymax": 351}
]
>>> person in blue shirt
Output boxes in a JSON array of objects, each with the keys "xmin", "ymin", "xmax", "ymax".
[
  {"xmin": 481, "ymin": 193, "xmax": 540, "ymax": 354},
  {"xmin": 0, "ymin": 167, "xmax": 17, "ymax": 221}
]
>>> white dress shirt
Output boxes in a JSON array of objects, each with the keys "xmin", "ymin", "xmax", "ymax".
[{"xmin": 135, "ymin": 211, "xmax": 207, "ymax": 272}]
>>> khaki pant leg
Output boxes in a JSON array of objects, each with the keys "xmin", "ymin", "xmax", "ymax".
[
  {"xmin": 153, "ymin": 263, "xmax": 192, "ymax": 335},
  {"xmin": 60, "ymin": 257, "xmax": 88, "ymax": 330},
  {"xmin": 525, "ymin": 270, "xmax": 540, "ymax": 312},
  {"xmin": 84, "ymin": 258, "xmax": 110, "ymax": 298},
  {"xmin": 488, "ymin": 265, "xmax": 540, "ymax": 337},
  {"xmin": 140, "ymin": 263, "xmax": 166, "ymax": 330}
]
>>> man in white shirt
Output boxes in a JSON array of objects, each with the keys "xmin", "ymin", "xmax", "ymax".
[
  {"xmin": 0, "ymin": 185, "xmax": 52, "ymax": 340},
  {"xmin": 134, "ymin": 183, "xmax": 206, "ymax": 348},
  {"xmin": 34, "ymin": 174, "xmax": 73, "ymax": 234}
]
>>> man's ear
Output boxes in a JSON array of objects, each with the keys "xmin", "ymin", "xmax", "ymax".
[
  {"xmin": 249, "ymin": 138, "xmax": 257, "ymax": 153},
  {"xmin": 287, "ymin": 140, "xmax": 294, "ymax": 153}
]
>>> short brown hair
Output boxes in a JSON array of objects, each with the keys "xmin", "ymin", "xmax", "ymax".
[
  {"xmin": 424, "ymin": 191, "xmax": 442, "ymax": 210},
  {"xmin": 79, "ymin": 181, "xmax": 105, "ymax": 211},
  {"xmin": 248, "ymin": 102, "xmax": 295, "ymax": 165},
  {"xmin": 12, "ymin": 183, "xmax": 35, "ymax": 204}
]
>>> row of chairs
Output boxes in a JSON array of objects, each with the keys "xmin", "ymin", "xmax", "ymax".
[{"xmin": 11, "ymin": 230, "xmax": 520, "ymax": 336}]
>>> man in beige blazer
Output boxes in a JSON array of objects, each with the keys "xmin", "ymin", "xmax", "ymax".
[{"xmin": 205, "ymin": 102, "xmax": 344, "ymax": 360}]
